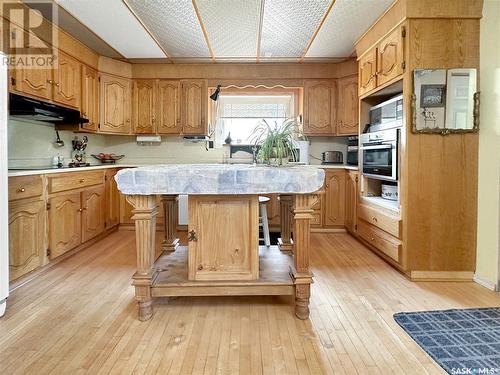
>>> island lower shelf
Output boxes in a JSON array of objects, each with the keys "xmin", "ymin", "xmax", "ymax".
[{"xmin": 151, "ymin": 245, "xmax": 295, "ymax": 297}]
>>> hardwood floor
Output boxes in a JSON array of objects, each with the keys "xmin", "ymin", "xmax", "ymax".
[{"xmin": 0, "ymin": 231, "xmax": 499, "ymax": 375}]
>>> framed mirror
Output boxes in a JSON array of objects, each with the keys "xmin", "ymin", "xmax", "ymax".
[{"xmin": 412, "ymin": 69, "xmax": 479, "ymax": 135}]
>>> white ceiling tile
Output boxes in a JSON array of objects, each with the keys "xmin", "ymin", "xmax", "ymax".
[
  {"xmin": 125, "ymin": 0, "xmax": 210, "ymax": 58},
  {"xmin": 306, "ymin": 0, "xmax": 394, "ymax": 58},
  {"xmin": 196, "ymin": 0, "xmax": 261, "ymax": 59},
  {"xmin": 260, "ymin": 0, "xmax": 331, "ymax": 58},
  {"xmin": 55, "ymin": 0, "xmax": 166, "ymax": 58}
]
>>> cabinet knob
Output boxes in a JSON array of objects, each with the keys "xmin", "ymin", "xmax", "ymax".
[
  {"xmin": 371, "ymin": 237, "xmax": 375, "ymax": 241},
  {"xmin": 78, "ymin": 208, "xmax": 83, "ymax": 212},
  {"xmin": 197, "ymin": 264, "xmax": 203, "ymax": 271},
  {"xmin": 55, "ymin": 82, "xmax": 60, "ymax": 87},
  {"xmin": 80, "ymin": 178, "xmax": 85, "ymax": 183},
  {"xmin": 372, "ymin": 217, "xmax": 378, "ymax": 223},
  {"xmin": 47, "ymin": 79, "xmax": 53, "ymax": 85},
  {"xmin": 18, "ymin": 187, "xmax": 25, "ymax": 193}
]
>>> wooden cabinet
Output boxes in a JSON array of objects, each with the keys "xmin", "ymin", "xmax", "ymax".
[
  {"xmin": 132, "ymin": 80, "xmax": 157, "ymax": 134},
  {"xmin": 105, "ymin": 169, "xmax": 121, "ymax": 229},
  {"xmin": 336, "ymin": 76, "xmax": 359, "ymax": 136},
  {"xmin": 310, "ymin": 193, "xmax": 323, "ymax": 227},
  {"xmin": 49, "ymin": 192, "xmax": 82, "ymax": 259},
  {"xmin": 358, "ymin": 49, "xmax": 377, "ymax": 97},
  {"xmin": 99, "ymin": 74, "xmax": 131, "ymax": 134},
  {"xmin": 345, "ymin": 170, "xmax": 359, "ymax": 234},
  {"xmin": 157, "ymin": 80, "xmax": 181, "ymax": 135},
  {"xmin": 181, "ymin": 79, "xmax": 208, "ymax": 135},
  {"xmin": 81, "ymin": 65, "xmax": 99, "ymax": 132},
  {"xmin": 8, "ymin": 199, "xmax": 46, "ymax": 281},
  {"xmin": 376, "ymin": 27, "xmax": 404, "ymax": 86},
  {"xmin": 323, "ymin": 170, "xmax": 346, "ymax": 227},
  {"xmin": 53, "ymin": 52, "xmax": 81, "ymax": 109},
  {"xmin": 303, "ymin": 80, "xmax": 335, "ymax": 136},
  {"xmin": 10, "ymin": 67, "xmax": 53, "ymax": 101},
  {"xmin": 82, "ymin": 185, "xmax": 105, "ymax": 243},
  {"xmin": 8, "ymin": 175, "xmax": 44, "ymax": 201},
  {"xmin": 188, "ymin": 196, "xmax": 259, "ymax": 281}
]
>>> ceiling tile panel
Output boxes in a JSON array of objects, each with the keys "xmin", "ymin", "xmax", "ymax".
[
  {"xmin": 125, "ymin": 0, "xmax": 210, "ymax": 58},
  {"xmin": 260, "ymin": 0, "xmax": 331, "ymax": 58},
  {"xmin": 55, "ymin": 0, "xmax": 166, "ymax": 58},
  {"xmin": 306, "ymin": 0, "xmax": 394, "ymax": 58},
  {"xmin": 196, "ymin": 0, "xmax": 261, "ymax": 59}
]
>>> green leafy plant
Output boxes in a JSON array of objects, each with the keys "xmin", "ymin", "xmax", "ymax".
[{"xmin": 251, "ymin": 118, "xmax": 302, "ymax": 166}]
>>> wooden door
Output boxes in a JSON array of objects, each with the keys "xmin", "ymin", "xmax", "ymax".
[
  {"xmin": 157, "ymin": 80, "xmax": 181, "ymax": 135},
  {"xmin": 358, "ymin": 49, "xmax": 377, "ymax": 96},
  {"xmin": 377, "ymin": 27, "xmax": 404, "ymax": 86},
  {"xmin": 132, "ymin": 80, "xmax": 157, "ymax": 134},
  {"xmin": 324, "ymin": 170, "xmax": 346, "ymax": 227},
  {"xmin": 11, "ymin": 67, "xmax": 53, "ymax": 101},
  {"xmin": 181, "ymin": 79, "xmax": 208, "ymax": 135},
  {"xmin": 99, "ymin": 74, "xmax": 131, "ymax": 134},
  {"xmin": 337, "ymin": 76, "xmax": 359, "ymax": 136},
  {"xmin": 188, "ymin": 196, "xmax": 259, "ymax": 281},
  {"xmin": 53, "ymin": 51, "xmax": 81, "ymax": 108},
  {"xmin": 49, "ymin": 192, "xmax": 81, "ymax": 258},
  {"xmin": 80, "ymin": 65, "xmax": 99, "ymax": 132},
  {"xmin": 303, "ymin": 80, "xmax": 335, "ymax": 135},
  {"xmin": 345, "ymin": 171, "xmax": 359, "ymax": 234},
  {"xmin": 105, "ymin": 169, "xmax": 120, "ymax": 229},
  {"xmin": 82, "ymin": 185, "xmax": 105, "ymax": 243},
  {"xmin": 8, "ymin": 200, "xmax": 46, "ymax": 281}
]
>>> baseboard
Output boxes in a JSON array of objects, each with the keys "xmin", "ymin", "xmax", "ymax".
[
  {"xmin": 409, "ymin": 270, "xmax": 474, "ymax": 282},
  {"xmin": 311, "ymin": 227, "xmax": 347, "ymax": 233},
  {"xmin": 473, "ymin": 274, "xmax": 498, "ymax": 291}
]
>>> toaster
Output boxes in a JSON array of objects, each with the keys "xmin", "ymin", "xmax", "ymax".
[{"xmin": 321, "ymin": 151, "xmax": 343, "ymax": 164}]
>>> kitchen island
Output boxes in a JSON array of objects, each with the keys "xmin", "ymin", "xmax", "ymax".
[{"xmin": 116, "ymin": 164, "xmax": 325, "ymax": 321}]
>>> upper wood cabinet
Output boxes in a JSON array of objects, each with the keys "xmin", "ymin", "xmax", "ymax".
[
  {"xmin": 82, "ymin": 185, "xmax": 105, "ymax": 243},
  {"xmin": 358, "ymin": 49, "xmax": 378, "ymax": 97},
  {"xmin": 132, "ymin": 80, "xmax": 157, "ymax": 134},
  {"xmin": 49, "ymin": 192, "xmax": 82, "ymax": 259},
  {"xmin": 157, "ymin": 80, "xmax": 181, "ymax": 135},
  {"xmin": 81, "ymin": 65, "xmax": 99, "ymax": 132},
  {"xmin": 53, "ymin": 52, "xmax": 81, "ymax": 109},
  {"xmin": 336, "ymin": 76, "xmax": 359, "ymax": 136},
  {"xmin": 181, "ymin": 79, "xmax": 208, "ymax": 135},
  {"xmin": 10, "ymin": 67, "xmax": 53, "ymax": 101},
  {"xmin": 8, "ymin": 199, "xmax": 46, "ymax": 281},
  {"xmin": 99, "ymin": 74, "xmax": 131, "ymax": 134},
  {"xmin": 324, "ymin": 170, "xmax": 346, "ymax": 227},
  {"xmin": 105, "ymin": 169, "xmax": 121, "ymax": 229},
  {"xmin": 345, "ymin": 170, "xmax": 359, "ymax": 234},
  {"xmin": 303, "ymin": 80, "xmax": 335, "ymax": 136}
]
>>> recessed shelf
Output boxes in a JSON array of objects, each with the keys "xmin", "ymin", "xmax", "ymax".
[{"xmin": 361, "ymin": 196, "xmax": 400, "ymax": 213}]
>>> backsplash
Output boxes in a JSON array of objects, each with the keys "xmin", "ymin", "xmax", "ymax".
[{"xmin": 7, "ymin": 118, "xmax": 348, "ymax": 167}]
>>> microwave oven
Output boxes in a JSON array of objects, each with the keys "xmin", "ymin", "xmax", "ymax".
[{"xmin": 368, "ymin": 94, "xmax": 403, "ymax": 132}]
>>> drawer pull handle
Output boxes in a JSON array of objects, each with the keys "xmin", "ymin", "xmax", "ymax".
[
  {"xmin": 18, "ymin": 187, "xmax": 25, "ymax": 193},
  {"xmin": 372, "ymin": 217, "xmax": 378, "ymax": 223},
  {"xmin": 80, "ymin": 179, "xmax": 85, "ymax": 183}
]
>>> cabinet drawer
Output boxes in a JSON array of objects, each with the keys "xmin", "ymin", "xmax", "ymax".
[
  {"xmin": 9, "ymin": 175, "xmax": 44, "ymax": 201},
  {"xmin": 358, "ymin": 219, "xmax": 401, "ymax": 263},
  {"xmin": 358, "ymin": 203, "xmax": 401, "ymax": 238},
  {"xmin": 48, "ymin": 171, "xmax": 104, "ymax": 194}
]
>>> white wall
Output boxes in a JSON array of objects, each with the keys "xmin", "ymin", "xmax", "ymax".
[{"xmin": 475, "ymin": 0, "xmax": 500, "ymax": 291}]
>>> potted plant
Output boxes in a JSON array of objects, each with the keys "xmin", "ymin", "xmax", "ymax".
[{"xmin": 251, "ymin": 118, "xmax": 303, "ymax": 166}]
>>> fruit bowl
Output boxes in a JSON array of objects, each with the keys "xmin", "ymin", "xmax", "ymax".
[{"xmin": 91, "ymin": 153, "xmax": 125, "ymax": 164}]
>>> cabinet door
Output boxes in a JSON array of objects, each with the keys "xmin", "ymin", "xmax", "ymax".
[
  {"xmin": 81, "ymin": 65, "xmax": 99, "ymax": 132},
  {"xmin": 358, "ymin": 49, "xmax": 377, "ymax": 96},
  {"xmin": 11, "ymin": 67, "xmax": 53, "ymax": 101},
  {"xmin": 310, "ymin": 192, "xmax": 323, "ymax": 227},
  {"xmin": 181, "ymin": 79, "xmax": 208, "ymax": 135},
  {"xmin": 337, "ymin": 76, "xmax": 359, "ymax": 136},
  {"xmin": 105, "ymin": 169, "xmax": 120, "ymax": 229},
  {"xmin": 82, "ymin": 185, "xmax": 105, "ymax": 243},
  {"xmin": 53, "ymin": 51, "xmax": 81, "ymax": 108},
  {"xmin": 157, "ymin": 80, "xmax": 181, "ymax": 135},
  {"xmin": 8, "ymin": 200, "xmax": 46, "ymax": 281},
  {"xmin": 49, "ymin": 192, "xmax": 81, "ymax": 258},
  {"xmin": 377, "ymin": 27, "xmax": 404, "ymax": 86},
  {"xmin": 324, "ymin": 170, "xmax": 346, "ymax": 226},
  {"xmin": 132, "ymin": 80, "xmax": 156, "ymax": 134},
  {"xmin": 188, "ymin": 196, "xmax": 259, "ymax": 281},
  {"xmin": 303, "ymin": 80, "xmax": 335, "ymax": 135},
  {"xmin": 99, "ymin": 74, "xmax": 131, "ymax": 134},
  {"xmin": 345, "ymin": 171, "xmax": 358, "ymax": 234}
]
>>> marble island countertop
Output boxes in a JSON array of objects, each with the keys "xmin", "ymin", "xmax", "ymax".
[{"xmin": 115, "ymin": 164, "xmax": 326, "ymax": 195}]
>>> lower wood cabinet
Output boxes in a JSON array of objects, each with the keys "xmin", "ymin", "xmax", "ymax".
[
  {"xmin": 82, "ymin": 186, "xmax": 105, "ymax": 243},
  {"xmin": 8, "ymin": 199, "xmax": 46, "ymax": 281},
  {"xmin": 49, "ymin": 192, "xmax": 82, "ymax": 259},
  {"xmin": 324, "ymin": 170, "xmax": 346, "ymax": 227},
  {"xmin": 105, "ymin": 169, "xmax": 120, "ymax": 229},
  {"xmin": 345, "ymin": 170, "xmax": 359, "ymax": 234}
]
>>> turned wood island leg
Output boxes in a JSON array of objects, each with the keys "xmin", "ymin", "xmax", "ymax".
[
  {"xmin": 291, "ymin": 194, "xmax": 314, "ymax": 320},
  {"xmin": 278, "ymin": 195, "xmax": 294, "ymax": 251},
  {"xmin": 126, "ymin": 195, "xmax": 159, "ymax": 321},
  {"xmin": 160, "ymin": 195, "xmax": 179, "ymax": 252}
]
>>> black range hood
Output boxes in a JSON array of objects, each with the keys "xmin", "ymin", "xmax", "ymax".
[{"xmin": 9, "ymin": 93, "xmax": 89, "ymax": 125}]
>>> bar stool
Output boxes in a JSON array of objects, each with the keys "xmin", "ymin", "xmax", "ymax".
[{"xmin": 259, "ymin": 196, "xmax": 271, "ymax": 247}]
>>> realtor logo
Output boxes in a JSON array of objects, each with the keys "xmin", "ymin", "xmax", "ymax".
[{"xmin": 0, "ymin": 0, "xmax": 58, "ymax": 69}]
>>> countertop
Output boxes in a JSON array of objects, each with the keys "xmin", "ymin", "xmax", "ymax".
[{"xmin": 8, "ymin": 163, "xmax": 358, "ymax": 177}]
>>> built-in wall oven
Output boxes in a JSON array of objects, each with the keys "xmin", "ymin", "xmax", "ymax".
[{"xmin": 360, "ymin": 128, "xmax": 398, "ymax": 181}]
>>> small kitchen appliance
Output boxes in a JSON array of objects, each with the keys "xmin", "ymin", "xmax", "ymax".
[
  {"xmin": 367, "ymin": 94, "xmax": 403, "ymax": 132},
  {"xmin": 360, "ymin": 128, "xmax": 399, "ymax": 181},
  {"xmin": 321, "ymin": 151, "xmax": 343, "ymax": 164}
]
